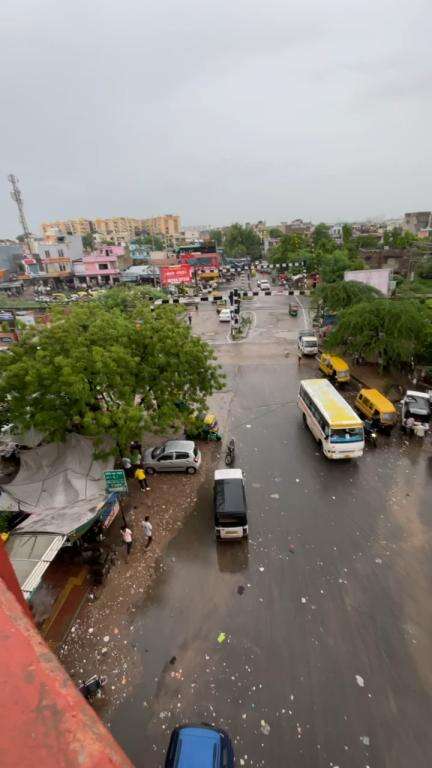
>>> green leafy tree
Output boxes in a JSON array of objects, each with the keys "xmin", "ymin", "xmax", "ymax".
[
  {"xmin": 416, "ymin": 257, "xmax": 432, "ymax": 279},
  {"xmin": 268, "ymin": 227, "xmax": 283, "ymax": 238},
  {"xmin": 320, "ymin": 251, "xmax": 364, "ymax": 283},
  {"xmin": 209, "ymin": 229, "xmax": 223, "ymax": 246},
  {"xmin": 133, "ymin": 234, "xmax": 164, "ymax": 250},
  {"xmin": 357, "ymin": 234, "xmax": 382, "ymax": 249},
  {"xmin": 342, "ymin": 224, "xmax": 352, "ymax": 247},
  {"xmin": 269, "ymin": 234, "xmax": 315, "ymax": 270},
  {"xmin": 325, "ymin": 299, "xmax": 431, "ymax": 368},
  {"xmin": 223, "ymin": 224, "xmax": 262, "ymax": 260},
  {"xmin": 313, "ymin": 223, "xmax": 334, "ymax": 254},
  {"xmin": 383, "ymin": 227, "xmax": 418, "ymax": 249},
  {"xmin": 0, "ymin": 302, "xmax": 224, "ymax": 452},
  {"xmin": 313, "ymin": 280, "xmax": 382, "ymax": 312},
  {"xmin": 82, "ymin": 232, "xmax": 95, "ymax": 251}
]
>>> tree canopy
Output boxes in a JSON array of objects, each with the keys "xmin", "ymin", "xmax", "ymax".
[
  {"xmin": 0, "ymin": 297, "xmax": 224, "ymax": 452},
  {"xmin": 223, "ymin": 224, "xmax": 262, "ymax": 259},
  {"xmin": 268, "ymin": 227, "xmax": 283, "ymax": 238},
  {"xmin": 82, "ymin": 233, "xmax": 95, "ymax": 251},
  {"xmin": 319, "ymin": 251, "xmax": 364, "ymax": 283},
  {"xmin": 133, "ymin": 234, "xmax": 164, "ymax": 250},
  {"xmin": 209, "ymin": 229, "xmax": 223, "ymax": 246},
  {"xmin": 383, "ymin": 227, "xmax": 418, "ymax": 249},
  {"xmin": 313, "ymin": 223, "xmax": 334, "ymax": 254},
  {"xmin": 313, "ymin": 280, "xmax": 382, "ymax": 312},
  {"xmin": 325, "ymin": 299, "xmax": 432, "ymax": 368}
]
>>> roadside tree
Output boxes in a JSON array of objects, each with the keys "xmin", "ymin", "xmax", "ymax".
[
  {"xmin": 313, "ymin": 223, "xmax": 334, "ymax": 254},
  {"xmin": 223, "ymin": 224, "xmax": 262, "ymax": 260},
  {"xmin": 0, "ymin": 303, "xmax": 224, "ymax": 452},
  {"xmin": 313, "ymin": 280, "xmax": 382, "ymax": 312},
  {"xmin": 325, "ymin": 299, "xmax": 431, "ymax": 369},
  {"xmin": 320, "ymin": 251, "xmax": 364, "ymax": 283}
]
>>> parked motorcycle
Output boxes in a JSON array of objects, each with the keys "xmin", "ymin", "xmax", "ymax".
[
  {"xmin": 363, "ymin": 420, "xmax": 378, "ymax": 447},
  {"xmin": 78, "ymin": 674, "xmax": 108, "ymax": 701},
  {"xmin": 225, "ymin": 438, "xmax": 236, "ymax": 466}
]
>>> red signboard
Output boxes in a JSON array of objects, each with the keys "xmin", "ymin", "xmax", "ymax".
[{"xmin": 160, "ymin": 264, "xmax": 193, "ymax": 285}]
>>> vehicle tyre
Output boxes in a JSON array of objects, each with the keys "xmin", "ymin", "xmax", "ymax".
[
  {"xmin": 186, "ymin": 466, "xmax": 197, "ymax": 474},
  {"xmin": 225, "ymin": 453, "xmax": 233, "ymax": 466},
  {"xmin": 302, "ymin": 413, "xmax": 307, "ymax": 426},
  {"xmin": 145, "ymin": 467, "xmax": 155, "ymax": 475}
]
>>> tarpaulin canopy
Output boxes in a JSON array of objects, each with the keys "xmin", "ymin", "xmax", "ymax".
[
  {"xmin": 5, "ymin": 533, "xmax": 66, "ymax": 599},
  {"xmin": 0, "ymin": 434, "xmax": 115, "ymax": 535}
]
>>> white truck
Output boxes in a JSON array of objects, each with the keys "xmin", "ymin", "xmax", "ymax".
[{"xmin": 297, "ymin": 329, "xmax": 319, "ymax": 356}]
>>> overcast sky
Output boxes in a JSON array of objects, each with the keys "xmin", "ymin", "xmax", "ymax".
[{"xmin": 1, "ymin": 0, "xmax": 431, "ymax": 236}]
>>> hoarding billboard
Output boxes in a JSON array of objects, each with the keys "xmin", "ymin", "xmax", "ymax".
[{"xmin": 160, "ymin": 265, "xmax": 194, "ymax": 285}]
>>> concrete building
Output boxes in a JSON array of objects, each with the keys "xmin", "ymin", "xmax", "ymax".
[
  {"xmin": 41, "ymin": 219, "xmax": 93, "ymax": 238},
  {"xmin": 93, "ymin": 217, "xmax": 145, "ymax": 244},
  {"xmin": 73, "ymin": 247, "xmax": 121, "ymax": 286},
  {"xmin": 144, "ymin": 215, "xmax": 181, "ymax": 238},
  {"xmin": 35, "ymin": 233, "xmax": 84, "ymax": 282},
  {"xmin": 280, "ymin": 219, "xmax": 313, "ymax": 237},
  {"xmin": 0, "ymin": 242, "xmax": 24, "ymax": 280},
  {"xmin": 329, "ymin": 224, "xmax": 343, "ymax": 244},
  {"xmin": 404, "ymin": 211, "xmax": 432, "ymax": 235}
]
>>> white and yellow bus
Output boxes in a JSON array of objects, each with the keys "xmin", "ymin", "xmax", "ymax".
[{"xmin": 298, "ymin": 379, "xmax": 364, "ymax": 459}]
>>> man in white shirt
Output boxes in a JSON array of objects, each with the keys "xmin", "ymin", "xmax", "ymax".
[{"xmin": 142, "ymin": 516, "xmax": 153, "ymax": 549}]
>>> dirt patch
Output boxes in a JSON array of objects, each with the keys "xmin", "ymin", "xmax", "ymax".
[{"xmin": 57, "ymin": 442, "xmax": 220, "ymax": 711}]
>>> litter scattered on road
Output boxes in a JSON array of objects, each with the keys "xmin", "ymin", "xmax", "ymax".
[
  {"xmin": 237, "ymin": 585, "xmax": 245, "ymax": 595},
  {"xmin": 260, "ymin": 719, "xmax": 270, "ymax": 735},
  {"xmin": 103, "ymin": 635, "xmax": 110, "ymax": 643},
  {"xmin": 258, "ymin": 566, "xmax": 265, "ymax": 572},
  {"xmin": 270, "ymin": 493, "xmax": 279, "ymax": 499},
  {"xmin": 217, "ymin": 632, "xmax": 226, "ymax": 644},
  {"xmin": 355, "ymin": 674, "xmax": 365, "ymax": 687},
  {"xmin": 301, "ymin": 597, "xmax": 307, "ymax": 604},
  {"xmin": 360, "ymin": 735, "xmax": 370, "ymax": 746}
]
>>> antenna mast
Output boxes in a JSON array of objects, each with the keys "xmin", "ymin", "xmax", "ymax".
[{"xmin": 8, "ymin": 174, "xmax": 33, "ymax": 256}]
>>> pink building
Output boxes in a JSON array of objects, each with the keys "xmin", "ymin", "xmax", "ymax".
[{"xmin": 73, "ymin": 247, "xmax": 121, "ymax": 286}]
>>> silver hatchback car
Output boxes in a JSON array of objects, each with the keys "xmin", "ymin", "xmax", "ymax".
[{"xmin": 142, "ymin": 440, "xmax": 202, "ymax": 474}]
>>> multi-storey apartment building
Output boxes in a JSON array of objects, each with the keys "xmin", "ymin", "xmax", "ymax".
[
  {"xmin": 144, "ymin": 215, "xmax": 181, "ymax": 238},
  {"xmin": 41, "ymin": 219, "xmax": 93, "ymax": 238}
]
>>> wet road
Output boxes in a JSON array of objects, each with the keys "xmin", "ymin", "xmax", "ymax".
[{"xmin": 109, "ymin": 292, "xmax": 432, "ymax": 768}]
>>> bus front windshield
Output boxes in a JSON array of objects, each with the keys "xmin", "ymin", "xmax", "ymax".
[{"xmin": 330, "ymin": 427, "xmax": 364, "ymax": 443}]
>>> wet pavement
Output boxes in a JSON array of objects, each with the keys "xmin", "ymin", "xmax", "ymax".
[{"xmin": 106, "ymin": 292, "xmax": 432, "ymax": 768}]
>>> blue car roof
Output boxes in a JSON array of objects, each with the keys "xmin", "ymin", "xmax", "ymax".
[{"xmin": 176, "ymin": 726, "xmax": 221, "ymax": 768}]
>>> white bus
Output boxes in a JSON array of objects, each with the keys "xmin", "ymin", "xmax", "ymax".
[{"xmin": 298, "ymin": 379, "xmax": 364, "ymax": 459}]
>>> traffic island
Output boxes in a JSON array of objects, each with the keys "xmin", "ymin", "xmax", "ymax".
[{"xmin": 231, "ymin": 311, "xmax": 253, "ymax": 341}]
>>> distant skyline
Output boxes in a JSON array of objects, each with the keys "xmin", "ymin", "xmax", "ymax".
[{"xmin": 1, "ymin": 0, "xmax": 431, "ymax": 238}]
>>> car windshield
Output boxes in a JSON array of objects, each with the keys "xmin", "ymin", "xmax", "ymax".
[
  {"xmin": 304, "ymin": 340, "xmax": 317, "ymax": 347},
  {"xmin": 151, "ymin": 445, "xmax": 165, "ymax": 459},
  {"xmin": 330, "ymin": 427, "xmax": 364, "ymax": 443}
]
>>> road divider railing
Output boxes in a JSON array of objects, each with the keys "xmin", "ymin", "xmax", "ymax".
[{"xmin": 152, "ymin": 288, "xmax": 311, "ymax": 307}]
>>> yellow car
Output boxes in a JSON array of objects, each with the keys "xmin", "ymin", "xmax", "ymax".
[{"xmin": 319, "ymin": 354, "xmax": 350, "ymax": 384}]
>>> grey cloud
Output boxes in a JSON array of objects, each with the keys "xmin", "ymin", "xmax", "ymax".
[{"xmin": 1, "ymin": 0, "xmax": 431, "ymax": 234}]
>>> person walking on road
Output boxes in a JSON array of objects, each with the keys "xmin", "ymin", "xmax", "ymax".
[
  {"xmin": 187, "ymin": 311, "xmax": 193, "ymax": 326},
  {"xmin": 135, "ymin": 465, "xmax": 150, "ymax": 491},
  {"xmin": 142, "ymin": 516, "xmax": 153, "ymax": 548},
  {"xmin": 121, "ymin": 525, "xmax": 133, "ymax": 561}
]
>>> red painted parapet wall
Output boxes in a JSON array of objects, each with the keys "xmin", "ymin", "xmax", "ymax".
[{"xmin": 0, "ymin": 577, "xmax": 134, "ymax": 768}]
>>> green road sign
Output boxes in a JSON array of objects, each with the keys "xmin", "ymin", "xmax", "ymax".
[{"xmin": 104, "ymin": 469, "xmax": 128, "ymax": 493}]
